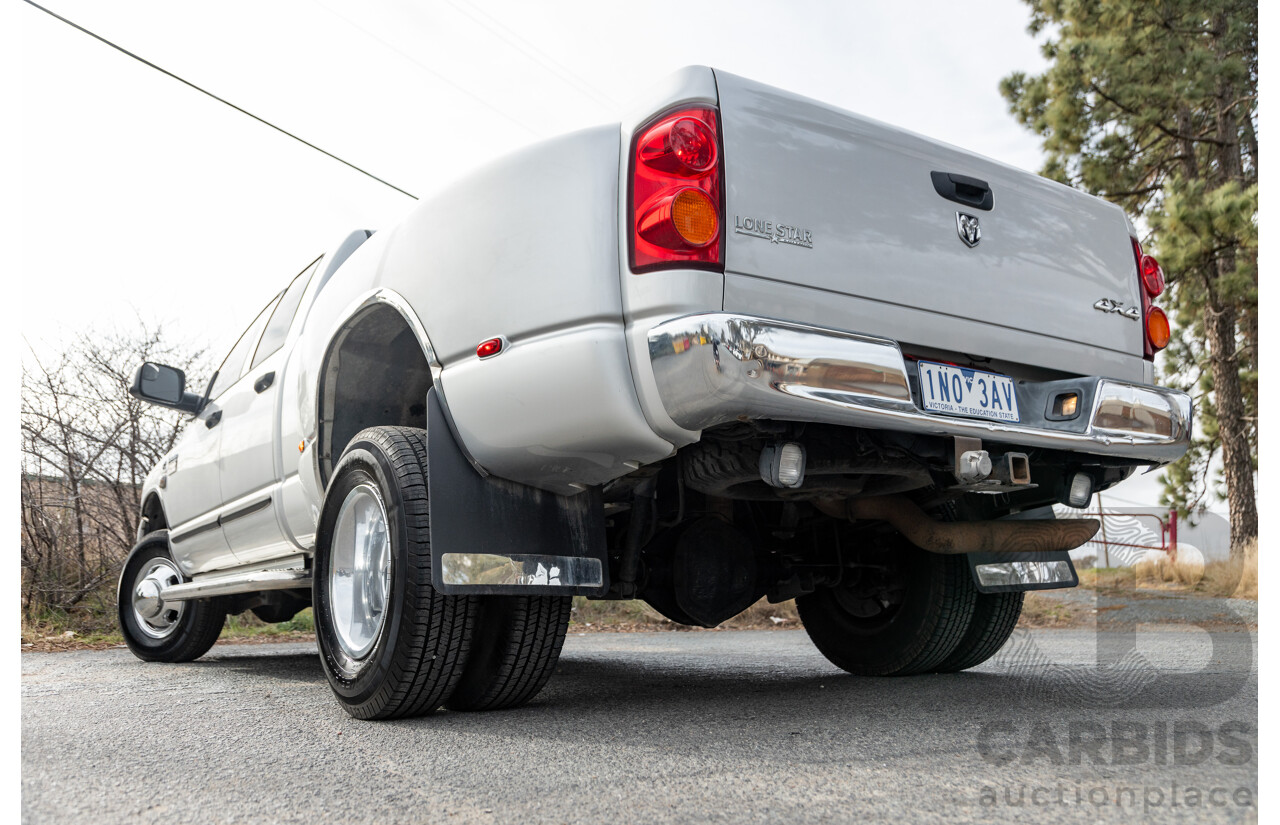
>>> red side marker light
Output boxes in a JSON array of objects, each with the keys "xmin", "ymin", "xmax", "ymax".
[{"xmin": 477, "ymin": 337, "xmax": 504, "ymax": 359}]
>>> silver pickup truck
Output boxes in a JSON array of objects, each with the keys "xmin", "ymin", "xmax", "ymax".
[{"xmin": 123, "ymin": 66, "xmax": 1190, "ymax": 719}]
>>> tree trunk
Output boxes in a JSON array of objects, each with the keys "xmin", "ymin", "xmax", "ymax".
[
  {"xmin": 1203, "ymin": 295, "xmax": 1257, "ymax": 557},
  {"xmin": 1205, "ymin": 20, "xmax": 1257, "ymax": 558}
]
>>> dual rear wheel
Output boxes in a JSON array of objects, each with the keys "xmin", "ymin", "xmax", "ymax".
[
  {"xmin": 312, "ymin": 426, "xmax": 571, "ymax": 719},
  {"xmin": 796, "ymin": 541, "xmax": 1024, "ymax": 676}
]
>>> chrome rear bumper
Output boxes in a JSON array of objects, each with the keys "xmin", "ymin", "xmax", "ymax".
[{"xmin": 647, "ymin": 313, "xmax": 1192, "ymax": 464}]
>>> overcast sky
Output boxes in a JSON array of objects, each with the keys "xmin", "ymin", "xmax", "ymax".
[{"xmin": 14, "ymin": 0, "xmax": 1197, "ymax": 509}]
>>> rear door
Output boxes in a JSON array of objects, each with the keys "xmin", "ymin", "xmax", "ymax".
[
  {"xmin": 217, "ymin": 260, "xmax": 320, "ymax": 564},
  {"xmin": 166, "ymin": 298, "xmax": 275, "ymax": 575}
]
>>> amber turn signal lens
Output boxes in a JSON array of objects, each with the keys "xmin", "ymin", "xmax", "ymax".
[
  {"xmin": 1055, "ymin": 393, "xmax": 1078, "ymax": 417},
  {"xmin": 1146, "ymin": 306, "xmax": 1171, "ymax": 350},
  {"xmin": 670, "ymin": 188, "xmax": 719, "ymax": 247}
]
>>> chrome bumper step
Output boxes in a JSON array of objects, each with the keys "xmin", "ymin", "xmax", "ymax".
[
  {"xmin": 647, "ymin": 313, "xmax": 1192, "ymax": 464},
  {"xmin": 159, "ymin": 556, "xmax": 311, "ymax": 602}
]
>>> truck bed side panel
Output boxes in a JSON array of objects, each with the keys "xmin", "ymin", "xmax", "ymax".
[{"xmin": 377, "ymin": 125, "xmax": 674, "ymax": 492}]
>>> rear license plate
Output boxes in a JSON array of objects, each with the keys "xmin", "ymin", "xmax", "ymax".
[{"xmin": 917, "ymin": 361, "xmax": 1020, "ymax": 423}]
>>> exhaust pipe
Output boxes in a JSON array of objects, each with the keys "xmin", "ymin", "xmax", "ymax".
[{"xmin": 815, "ymin": 495, "xmax": 1099, "ymax": 555}]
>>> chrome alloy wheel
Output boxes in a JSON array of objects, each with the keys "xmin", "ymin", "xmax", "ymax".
[
  {"xmin": 329, "ymin": 483, "xmax": 392, "ymax": 661},
  {"xmin": 131, "ymin": 558, "xmax": 185, "ymax": 639}
]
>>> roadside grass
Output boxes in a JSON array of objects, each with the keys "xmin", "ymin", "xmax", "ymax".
[
  {"xmin": 21, "ymin": 602, "xmax": 317, "ymax": 651},
  {"xmin": 1018, "ymin": 592, "xmax": 1082, "ymax": 627},
  {"xmin": 21, "ymin": 605, "xmax": 125, "ymax": 649},
  {"xmin": 568, "ymin": 596, "xmax": 800, "ymax": 631},
  {"xmin": 1132, "ymin": 538, "xmax": 1258, "ymax": 599},
  {"xmin": 24, "ymin": 595, "xmax": 798, "ymax": 649},
  {"xmin": 223, "ymin": 607, "xmax": 316, "ymax": 637},
  {"xmin": 1077, "ymin": 566, "xmax": 1136, "ymax": 590},
  {"xmin": 1077, "ymin": 540, "xmax": 1258, "ymax": 600}
]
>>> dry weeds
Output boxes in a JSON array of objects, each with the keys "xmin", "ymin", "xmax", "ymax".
[{"xmin": 1132, "ymin": 539, "xmax": 1258, "ymax": 599}]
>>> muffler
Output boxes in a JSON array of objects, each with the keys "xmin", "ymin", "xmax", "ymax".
[{"xmin": 815, "ymin": 495, "xmax": 1099, "ymax": 555}]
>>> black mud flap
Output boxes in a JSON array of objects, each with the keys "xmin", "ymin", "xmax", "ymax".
[
  {"xmin": 426, "ymin": 388, "xmax": 608, "ymax": 597},
  {"xmin": 966, "ymin": 550, "xmax": 1079, "ymax": 594}
]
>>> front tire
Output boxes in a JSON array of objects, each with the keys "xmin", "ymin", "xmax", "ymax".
[
  {"xmin": 118, "ymin": 533, "xmax": 226, "ymax": 663},
  {"xmin": 797, "ymin": 541, "xmax": 976, "ymax": 676},
  {"xmin": 313, "ymin": 426, "xmax": 474, "ymax": 719}
]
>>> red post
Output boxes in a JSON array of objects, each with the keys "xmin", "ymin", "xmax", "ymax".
[{"xmin": 1168, "ymin": 509, "xmax": 1178, "ymax": 561}]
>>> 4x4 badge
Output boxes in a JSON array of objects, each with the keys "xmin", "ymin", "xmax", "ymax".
[
  {"xmin": 956, "ymin": 212, "xmax": 981, "ymax": 247},
  {"xmin": 1094, "ymin": 297, "xmax": 1142, "ymax": 321}
]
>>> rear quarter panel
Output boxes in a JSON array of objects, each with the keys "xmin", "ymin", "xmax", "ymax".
[{"xmin": 291, "ymin": 126, "xmax": 674, "ymax": 497}]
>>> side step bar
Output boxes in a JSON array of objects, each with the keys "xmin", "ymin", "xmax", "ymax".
[{"xmin": 159, "ymin": 556, "xmax": 311, "ymax": 602}]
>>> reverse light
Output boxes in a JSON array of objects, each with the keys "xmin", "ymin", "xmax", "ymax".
[{"xmin": 630, "ymin": 106, "xmax": 723, "ymax": 273}]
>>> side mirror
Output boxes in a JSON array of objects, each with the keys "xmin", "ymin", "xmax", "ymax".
[{"xmin": 129, "ymin": 362, "xmax": 204, "ymax": 414}]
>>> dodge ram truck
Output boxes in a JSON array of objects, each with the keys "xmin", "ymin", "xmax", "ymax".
[{"xmin": 122, "ymin": 66, "xmax": 1191, "ymax": 719}]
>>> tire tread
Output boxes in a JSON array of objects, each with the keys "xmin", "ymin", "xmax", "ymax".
[
  {"xmin": 446, "ymin": 595, "xmax": 571, "ymax": 712},
  {"xmin": 320, "ymin": 426, "xmax": 475, "ymax": 720},
  {"xmin": 933, "ymin": 591, "xmax": 1024, "ymax": 673}
]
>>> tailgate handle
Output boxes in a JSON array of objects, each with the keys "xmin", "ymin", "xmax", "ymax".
[{"xmin": 930, "ymin": 171, "xmax": 993, "ymax": 211}]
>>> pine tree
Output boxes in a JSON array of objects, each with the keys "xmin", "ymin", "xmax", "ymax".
[{"xmin": 1000, "ymin": 0, "xmax": 1257, "ymax": 556}]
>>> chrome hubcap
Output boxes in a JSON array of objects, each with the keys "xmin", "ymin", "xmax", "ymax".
[
  {"xmin": 330, "ymin": 484, "xmax": 392, "ymax": 660},
  {"xmin": 131, "ymin": 559, "xmax": 185, "ymax": 638}
]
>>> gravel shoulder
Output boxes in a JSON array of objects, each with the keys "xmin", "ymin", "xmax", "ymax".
[{"xmin": 1030, "ymin": 587, "xmax": 1258, "ymax": 632}]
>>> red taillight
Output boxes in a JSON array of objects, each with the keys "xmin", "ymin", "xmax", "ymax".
[
  {"xmin": 640, "ymin": 116, "xmax": 717, "ymax": 175},
  {"xmin": 1131, "ymin": 238, "xmax": 1169, "ymax": 358},
  {"xmin": 630, "ymin": 107, "xmax": 723, "ymax": 273},
  {"xmin": 1139, "ymin": 254, "xmax": 1165, "ymax": 297}
]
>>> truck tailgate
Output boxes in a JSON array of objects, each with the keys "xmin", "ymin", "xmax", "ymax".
[{"xmin": 714, "ymin": 70, "xmax": 1145, "ymax": 376}]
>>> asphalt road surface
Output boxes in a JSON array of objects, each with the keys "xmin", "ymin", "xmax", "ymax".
[{"xmin": 23, "ymin": 628, "xmax": 1257, "ymax": 824}]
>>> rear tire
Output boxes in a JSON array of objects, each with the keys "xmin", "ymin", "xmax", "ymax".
[
  {"xmin": 933, "ymin": 591, "xmax": 1024, "ymax": 673},
  {"xmin": 118, "ymin": 533, "xmax": 226, "ymax": 663},
  {"xmin": 446, "ymin": 595, "xmax": 572, "ymax": 711},
  {"xmin": 313, "ymin": 426, "xmax": 475, "ymax": 720},
  {"xmin": 797, "ymin": 542, "xmax": 976, "ymax": 676}
]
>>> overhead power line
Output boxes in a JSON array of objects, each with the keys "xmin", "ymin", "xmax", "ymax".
[
  {"xmin": 441, "ymin": 0, "xmax": 618, "ymax": 111},
  {"xmin": 308, "ymin": 0, "xmax": 544, "ymax": 138},
  {"xmin": 22, "ymin": 0, "xmax": 419, "ymax": 200}
]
